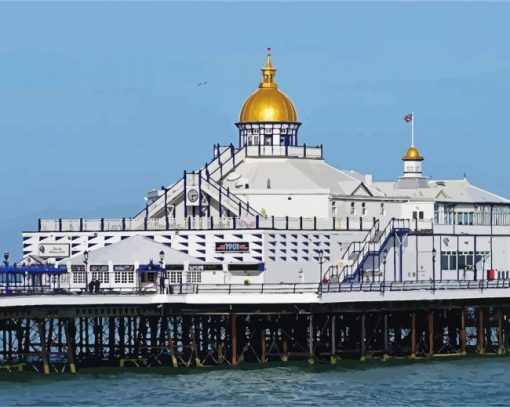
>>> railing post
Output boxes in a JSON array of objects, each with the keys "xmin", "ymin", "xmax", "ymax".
[
  {"xmin": 183, "ymin": 171, "xmax": 188, "ymax": 218},
  {"xmin": 165, "ymin": 214, "xmax": 169, "ymax": 230},
  {"xmin": 80, "ymin": 218, "xmax": 83, "ymax": 232},
  {"xmin": 347, "ymin": 217, "xmax": 350, "ymax": 230},
  {"xmin": 320, "ymin": 144, "xmax": 323, "ymax": 159},
  {"xmin": 300, "ymin": 216, "xmax": 303, "ymax": 230},
  {"xmin": 198, "ymin": 170, "xmax": 202, "ymax": 217},
  {"xmin": 144, "ymin": 217, "xmax": 147, "ymax": 231},
  {"xmin": 59, "ymin": 218, "xmax": 62, "ymax": 232},
  {"xmin": 360, "ymin": 217, "xmax": 363, "ymax": 231},
  {"xmin": 333, "ymin": 216, "xmax": 336, "ymax": 230},
  {"xmin": 233, "ymin": 217, "xmax": 236, "ymax": 229},
  {"xmin": 122, "ymin": 218, "xmax": 126, "ymax": 231},
  {"xmin": 303, "ymin": 143, "xmax": 307, "ymax": 158},
  {"xmin": 256, "ymin": 215, "xmax": 259, "ymax": 229},
  {"xmin": 238, "ymin": 201, "xmax": 242, "ymax": 217},
  {"xmin": 187, "ymin": 216, "xmax": 191, "ymax": 230},
  {"xmin": 210, "ymin": 216, "xmax": 214, "ymax": 230},
  {"xmin": 100, "ymin": 218, "xmax": 104, "ymax": 232},
  {"xmin": 38, "ymin": 218, "xmax": 42, "ymax": 231},
  {"xmin": 313, "ymin": 216, "xmax": 317, "ymax": 230},
  {"xmin": 272, "ymin": 215, "xmax": 275, "ymax": 229},
  {"xmin": 286, "ymin": 216, "xmax": 289, "ymax": 230}
]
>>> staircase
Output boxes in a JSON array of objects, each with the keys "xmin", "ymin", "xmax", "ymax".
[
  {"xmin": 330, "ymin": 219, "xmax": 410, "ymax": 283},
  {"xmin": 200, "ymin": 175, "xmax": 261, "ymax": 217},
  {"xmin": 134, "ymin": 144, "xmax": 252, "ymax": 219}
]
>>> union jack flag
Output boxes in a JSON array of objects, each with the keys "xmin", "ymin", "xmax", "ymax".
[{"xmin": 403, "ymin": 113, "xmax": 413, "ymax": 123}]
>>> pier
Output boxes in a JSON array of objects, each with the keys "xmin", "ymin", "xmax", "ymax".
[{"xmin": 0, "ymin": 283, "xmax": 509, "ymax": 373}]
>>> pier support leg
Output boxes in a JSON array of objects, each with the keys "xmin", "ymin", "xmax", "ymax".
[
  {"xmin": 330, "ymin": 315, "xmax": 337, "ymax": 364},
  {"xmin": 282, "ymin": 341, "xmax": 288, "ymax": 362},
  {"xmin": 308, "ymin": 314, "xmax": 314, "ymax": 364},
  {"xmin": 231, "ymin": 314, "xmax": 238, "ymax": 367},
  {"xmin": 427, "ymin": 311, "xmax": 434, "ymax": 357},
  {"xmin": 460, "ymin": 309, "xmax": 467, "ymax": 355},
  {"xmin": 168, "ymin": 318, "xmax": 178, "ymax": 368},
  {"xmin": 191, "ymin": 326, "xmax": 202, "ymax": 367},
  {"xmin": 411, "ymin": 312, "xmax": 416, "ymax": 358},
  {"xmin": 64, "ymin": 319, "xmax": 77, "ymax": 373},
  {"xmin": 360, "ymin": 313, "xmax": 366, "ymax": 361},
  {"xmin": 37, "ymin": 320, "xmax": 50, "ymax": 375},
  {"xmin": 497, "ymin": 310, "xmax": 504, "ymax": 355},
  {"xmin": 478, "ymin": 308, "xmax": 485, "ymax": 355},
  {"xmin": 260, "ymin": 328, "xmax": 267, "ymax": 363}
]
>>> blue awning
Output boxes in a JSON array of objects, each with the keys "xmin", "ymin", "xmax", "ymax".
[
  {"xmin": 137, "ymin": 262, "xmax": 164, "ymax": 273},
  {"xmin": 0, "ymin": 265, "xmax": 67, "ymax": 274}
]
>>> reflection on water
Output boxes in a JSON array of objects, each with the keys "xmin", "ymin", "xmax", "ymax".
[{"xmin": 0, "ymin": 357, "xmax": 508, "ymax": 406}]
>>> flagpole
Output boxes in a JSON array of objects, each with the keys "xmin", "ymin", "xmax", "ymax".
[{"xmin": 411, "ymin": 111, "xmax": 415, "ymax": 147}]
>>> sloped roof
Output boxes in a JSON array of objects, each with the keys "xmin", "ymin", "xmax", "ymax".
[
  {"xmin": 58, "ymin": 235, "xmax": 203, "ymax": 265},
  {"xmin": 221, "ymin": 158, "xmax": 384, "ymax": 196},
  {"xmin": 373, "ymin": 178, "xmax": 510, "ymax": 203}
]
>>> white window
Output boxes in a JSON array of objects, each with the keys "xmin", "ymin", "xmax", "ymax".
[
  {"xmin": 350, "ymin": 202, "xmax": 356, "ymax": 215},
  {"xmin": 115, "ymin": 272, "xmax": 134, "ymax": 284},
  {"xmin": 186, "ymin": 271, "xmax": 202, "ymax": 283},
  {"xmin": 72, "ymin": 272, "xmax": 85, "ymax": 284},
  {"xmin": 362, "ymin": 203, "xmax": 367, "ymax": 215},
  {"xmin": 380, "ymin": 203, "xmax": 385, "ymax": 216},
  {"xmin": 170, "ymin": 272, "xmax": 183, "ymax": 283},
  {"xmin": 91, "ymin": 271, "xmax": 109, "ymax": 284}
]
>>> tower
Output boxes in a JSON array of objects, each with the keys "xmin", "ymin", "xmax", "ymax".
[
  {"xmin": 236, "ymin": 48, "xmax": 301, "ymax": 148},
  {"xmin": 402, "ymin": 146, "xmax": 424, "ymax": 178}
]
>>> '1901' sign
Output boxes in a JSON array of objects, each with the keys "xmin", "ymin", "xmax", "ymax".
[{"xmin": 215, "ymin": 242, "xmax": 249, "ymax": 253}]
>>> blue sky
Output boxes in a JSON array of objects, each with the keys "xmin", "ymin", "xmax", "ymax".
[{"xmin": 1, "ymin": 1, "xmax": 509, "ymax": 257}]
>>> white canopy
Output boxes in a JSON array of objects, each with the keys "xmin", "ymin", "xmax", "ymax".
[{"xmin": 58, "ymin": 235, "xmax": 203, "ymax": 266}]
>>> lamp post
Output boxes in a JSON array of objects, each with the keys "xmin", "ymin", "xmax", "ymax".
[
  {"xmin": 318, "ymin": 249, "xmax": 324, "ymax": 297},
  {"xmin": 3, "ymin": 251, "xmax": 9, "ymax": 291},
  {"xmin": 83, "ymin": 250, "xmax": 89, "ymax": 293},
  {"xmin": 159, "ymin": 250, "xmax": 165, "ymax": 294},
  {"xmin": 432, "ymin": 247, "xmax": 437, "ymax": 292}
]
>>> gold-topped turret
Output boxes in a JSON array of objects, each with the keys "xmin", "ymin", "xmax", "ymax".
[
  {"xmin": 402, "ymin": 146, "xmax": 424, "ymax": 161},
  {"xmin": 239, "ymin": 48, "xmax": 298, "ymax": 123}
]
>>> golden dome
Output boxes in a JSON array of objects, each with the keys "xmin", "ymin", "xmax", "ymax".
[
  {"xmin": 402, "ymin": 146, "xmax": 424, "ymax": 161},
  {"xmin": 239, "ymin": 48, "xmax": 298, "ymax": 123}
]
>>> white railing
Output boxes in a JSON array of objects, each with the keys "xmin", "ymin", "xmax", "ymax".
[
  {"xmin": 38, "ymin": 216, "xmax": 374, "ymax": 232},
  {"xmin": 245, "ymin": 144, "xmax": 322, "ymax": 158}
]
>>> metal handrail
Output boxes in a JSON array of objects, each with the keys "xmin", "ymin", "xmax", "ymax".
[{"xmin": 2, "ymin": 278, "xmax": 510, "ymax": 298}]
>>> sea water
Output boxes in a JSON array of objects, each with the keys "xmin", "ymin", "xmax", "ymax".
[{"xmin": 0, "ymin": 357, "xmax": 508, "ymax": 406}]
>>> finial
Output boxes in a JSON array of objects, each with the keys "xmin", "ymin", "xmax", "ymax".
[{"xmin": 260, "ymin": 47, "xmax": 276, "ymax": 87}]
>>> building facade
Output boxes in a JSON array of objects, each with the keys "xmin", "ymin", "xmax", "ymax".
[{"xmin": 20, "ymin": 49, "xmax": 510, "ymax": 291}]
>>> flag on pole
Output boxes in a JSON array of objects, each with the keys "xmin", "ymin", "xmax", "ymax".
[{"xmin": 403, "ymin": 113, "xmax": 413, "ymax": 123}]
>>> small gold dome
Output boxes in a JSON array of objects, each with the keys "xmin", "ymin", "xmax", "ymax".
[
  {"xmin": 402, "ymin": 146, "xmax": 424, "ymax": 161},
  {"xmin": 239, "ymin": 48, "xmax": 298, "ymax": 123}
]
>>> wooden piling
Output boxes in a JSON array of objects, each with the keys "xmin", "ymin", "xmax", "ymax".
[{"xmin": 427, "ymin": 311, "xmax": 434, "ymax": 357}]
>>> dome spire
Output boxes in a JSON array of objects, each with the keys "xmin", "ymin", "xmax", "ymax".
[{"xmin": 260, "ymin": 47, "xmax": 277, "ymax": 88}]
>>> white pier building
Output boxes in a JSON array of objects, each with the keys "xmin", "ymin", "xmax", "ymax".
[{"xmin": 19, "ymin": 50, "xmax": 510, "ymax": 295}]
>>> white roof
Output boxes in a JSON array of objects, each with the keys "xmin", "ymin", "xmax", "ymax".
[
  {"xmin": 59, "ymin": 235, "xmax": 203, "ymax": 265},
  {"xmin": 373, "ymin": 178, "xmax": 510, "ymax": 203},
  {"xmin": 221, "ymin": 158, "xmax": 384, "ymax": 196}
]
